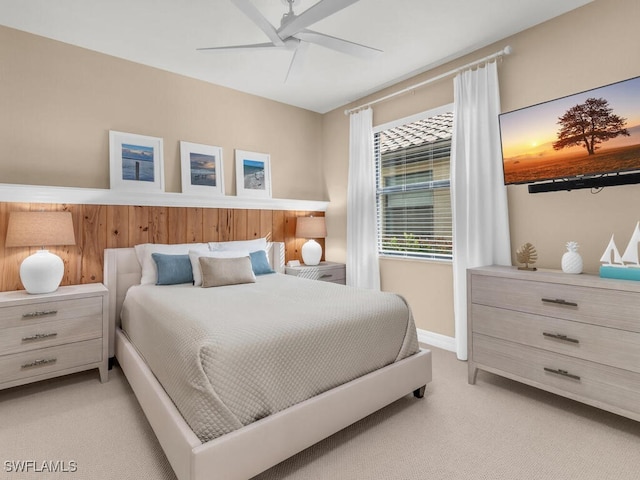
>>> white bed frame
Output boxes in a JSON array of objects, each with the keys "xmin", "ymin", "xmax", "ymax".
[{"xmin": 104, "ymin": 244, "xmax": 432, "ymax": 480}]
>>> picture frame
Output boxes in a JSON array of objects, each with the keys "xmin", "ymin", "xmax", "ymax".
[
  {"xmin": 180, "ymin": 141, "xmax": 225, "ymax": 196},
  {"xmin": 235, "ymin": 150, "xmax": 272, "ymax": 198},
  {"xmin": 109, "ymin": 131, "xmax": 164, "ymax": 192}
]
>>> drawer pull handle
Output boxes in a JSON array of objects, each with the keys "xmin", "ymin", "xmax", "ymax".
[
  {"xmin": 541, "ymin": 298, "xmax": 578, "ymax": 307},
  {"xmin": 542, "ymin": 332, "xmax": 579, "ymax": 344},
  {"xmin": 544, "ymin": 367, "xmax": 580, "ymax": 381},
  {"xmin": 22, "ymin": 310, "xmax": 58, "ymax": 319},
  {"xmin": 22, "ymin": 332, "xmax": 58, "ymax": 342},
  {"xmin": 21, "ymin": 358, "xmax": 57, "ymax": 369},
  {"xmin": 319, "ymin": 274, "xmax": 333, "ymax": 279}
]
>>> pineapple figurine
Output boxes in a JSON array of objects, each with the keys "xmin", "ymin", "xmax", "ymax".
[{"xmin": 561, "ymin": 241, "xmax": 583, "ymax": 274}]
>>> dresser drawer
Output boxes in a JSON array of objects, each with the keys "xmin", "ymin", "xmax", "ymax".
[
  {"xmin": 0, "ymin": 314, "xmax": 103, "ymax": 355},
  {"xmin": 471, "ymin": 304, "xmax": 640, "ymax": 374},
  {"xmin": 0, "ymin": 338, "xmax": 103, "ymax": 385},
  {"xmin": 0, "ymin": 296, "xmax": 103, "ymax": 328},
  {"xmin": 473, "ymin": 334, "xmax": 640, "ymax": 418},
  {"xmin": 471, "ymin": 274, "xmax": 640, "ymax": 332}
]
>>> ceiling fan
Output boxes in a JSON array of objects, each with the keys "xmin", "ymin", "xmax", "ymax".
[{"xmin": 197, "ymin": 0, "xmax": 382, "ymax": 81}]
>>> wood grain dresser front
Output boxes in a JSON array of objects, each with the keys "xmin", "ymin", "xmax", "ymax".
[{"xmin": 468, "ymin": 266, "xmax": 640, "ymax": 422}]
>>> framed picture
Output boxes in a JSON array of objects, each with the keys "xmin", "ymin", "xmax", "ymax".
[
  {"xmin": 235, "ymin": 150, "xmax": 272, "ymax": 198},
  {"xmin": 109, "ymin": 131, "xmax": 164, "ymax": 192},
  {"xmin": 180, "ymin": 141, "xmax": 225, "ymax": 196}
]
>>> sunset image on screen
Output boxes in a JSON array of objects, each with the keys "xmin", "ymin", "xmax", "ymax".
[{"xmin": 500, "ymin": 76, "xmax": 640, "ymax": 184}]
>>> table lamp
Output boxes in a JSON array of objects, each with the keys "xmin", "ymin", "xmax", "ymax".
[
  {"xmin": 5, "ymin": 211, "xmax": 76, "ymax": 294},
  {"xmin": 296, "ymin": 216, "xmax": 326, "ymax": 266}
]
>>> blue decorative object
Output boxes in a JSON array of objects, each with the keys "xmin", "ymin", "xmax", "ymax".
[
  {"xmin": 152, "ymin": 253, "xmax": 194, "ymax": 285},
  {"xmin": 599, "ymin": 266, "xmax": 640, "ymax": 281},
  {"xmin": 250, "ymin": 250, "xmax": 275, "ymax": 275}
]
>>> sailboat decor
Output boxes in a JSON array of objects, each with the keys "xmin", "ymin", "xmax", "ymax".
[{"xmin": 600, "ymin": 221, "xmax": 640, "ymax": 281}]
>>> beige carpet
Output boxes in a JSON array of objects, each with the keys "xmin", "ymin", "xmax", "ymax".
[{"xmin": 1, "ymin": 346, "xmax": 639, "ymax": 480}]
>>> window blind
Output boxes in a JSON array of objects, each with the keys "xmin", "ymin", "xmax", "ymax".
[{"xmin": 375, "ymin": 110, "xmax": 453, "ymax": 260}]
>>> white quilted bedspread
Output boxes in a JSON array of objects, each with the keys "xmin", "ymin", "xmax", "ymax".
[{"xmin": 120, "ymin": 273, "xmax": 419, "ymax": 442}]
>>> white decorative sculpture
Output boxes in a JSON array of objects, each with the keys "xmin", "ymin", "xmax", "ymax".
[
  {"xmin": 621, "ymin": 221, "xmax": 640, "ymax": 266},
  {"xmin": 599, "ymin": 222, "xmax": 640, "ymax": 281},
  {"xmin": 561, "ymin": 241, "xmax": 583, "ymax": 274},
  {"xmin": 599, "ymin": 234, "xmax": 623, "ymax": 265}
]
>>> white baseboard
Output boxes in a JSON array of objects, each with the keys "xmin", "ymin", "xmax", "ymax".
[{"xmin": 417, "ymin": 328, "xmax": 456, "ymax": 352}]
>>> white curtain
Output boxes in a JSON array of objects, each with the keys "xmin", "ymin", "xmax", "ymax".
[
  {"xmin": 347, "ymin": 108, "xmax": 380, "ymax": 290},
  {"xmin": 451, "ymin": 61, "xmax": 512, "ymax": 360}
]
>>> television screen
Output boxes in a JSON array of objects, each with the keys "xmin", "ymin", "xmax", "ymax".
[{"xmin": 500, "ymin": 75, "xmax": 640, "ymax": 185}]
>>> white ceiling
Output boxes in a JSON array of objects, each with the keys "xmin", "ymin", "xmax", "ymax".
[{"xmin": 0, "ymin": 0, "xmax": 593, "ymax": 113}]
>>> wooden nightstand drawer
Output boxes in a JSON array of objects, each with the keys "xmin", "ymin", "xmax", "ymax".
[
  {"xmin": 285, "ymin": 262, "xmax": 346, "ymax": 284},
  {"xmin": 304, "ymin": 265, "xmax": 345, "ymax": 283},
  {"xmin": 0, "ymin": 296, "xmax": 102, "ymax": 328},
  {"xmin": 0, "ymin": 284, "xmax": 109, "ymax": 388},
  {"xmin": 0, "ymin": 314, "xmax": 103, "ymax": 355},
  {"xmin": 0, "ymin": 338, "xmax": 103, "ymax": 385}
]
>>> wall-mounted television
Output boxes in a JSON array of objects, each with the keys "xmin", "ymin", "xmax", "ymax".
[{"xmin": 499, "ymin": 75, "xmax": 640, "ymax": 193}]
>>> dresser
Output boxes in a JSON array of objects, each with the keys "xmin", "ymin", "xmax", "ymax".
[
  {"xmin": 0, "ymin": 283, "xmax": 109, "ymax": 390},
  {"xmin": 285, "ymin": 262, "xmax": 346, "ymax": 285},
  {"xmin": 467, "ymin": 266, "xmax": 640, "ymax": 421}
]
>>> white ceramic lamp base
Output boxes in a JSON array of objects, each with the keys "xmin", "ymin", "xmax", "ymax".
[
  {"xmin": 20, "ymin": 249, "xmax": 65, "ymax": 294},
  {"xmin": 301, "ymin": 239, "xmax": 322, "ymax": 266}
]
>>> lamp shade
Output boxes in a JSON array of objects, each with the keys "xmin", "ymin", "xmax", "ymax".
[
  {"xmin": 6, "ymin": 211, "xmax": 76, "ymax": 248},
  {"xmin": 5, "ymin": 211, "xmax": 76, "ymax": 294},
  {"xmin": 296, "ymin": 216, "xmax": 327, "ymax": 239}
]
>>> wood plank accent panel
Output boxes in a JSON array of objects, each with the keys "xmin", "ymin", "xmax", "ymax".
[{"xmin": 0, "ymin": 203, "xmax": 324, "ymax": 292}]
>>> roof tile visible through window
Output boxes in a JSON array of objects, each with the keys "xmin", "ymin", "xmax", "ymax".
[{"xmin": 379, "ymin": 112, "xmax": 454, "ymax": 153}]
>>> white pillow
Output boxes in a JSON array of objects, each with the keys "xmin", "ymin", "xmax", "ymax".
[
  {"xmin": 135, "ymin": 243, "xmax": 208, "ymax": 285},
  {"xmin": 208, "ymin": 238, "xmax": 273, "ymax": 270},
  {"xmin": 208, "ymin": 238, "xmax": 267, "ymax": 252},
  {"xmin": 189, "ymin": 250, "xmax": 250, "ymax": 287}
]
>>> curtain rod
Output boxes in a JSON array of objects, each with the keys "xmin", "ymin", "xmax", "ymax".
[{"xmin": 344, "ymin": 45, "xmax": 512, "ymax": 115}]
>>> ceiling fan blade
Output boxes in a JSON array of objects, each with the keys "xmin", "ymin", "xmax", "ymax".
[
  {"xmin": 197, "ymin": 42, "xmax": 280, "ymax": 52},
  {"xmin": 278, "ymin": 0, "xmax": 360, "ymax": 38},
  {"xmin": 285, "ymin": 41, "xmax": 310, "ymax": 83},
  {"xmin": 231, "ymin": 0, "xmax": 285, "ymax": 46},
  {"xmin": 293, "ymin": 29, "xmax": 382, "ymax": 59}
]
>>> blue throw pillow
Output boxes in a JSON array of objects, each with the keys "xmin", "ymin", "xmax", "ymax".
[
  {"xmin": 152, "ymin": 253, "xmax": 194, "ymax": 285},
  {"xmin": 250, "ymin": 250, "xmax": 275, "ymax": 276}
]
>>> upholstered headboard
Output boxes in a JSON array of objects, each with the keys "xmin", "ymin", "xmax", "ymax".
[{"xmin": 103, "ymin": 242, "xmax": 285, "ymax": 358}]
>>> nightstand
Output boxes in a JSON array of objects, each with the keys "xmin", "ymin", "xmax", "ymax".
[
  {"xmin": 285, "ymin": 261, "xmax": 346, "ymax": 285},
  {"xmin": 0, "ymin": 283, "xmax": 109, "ymax": 390}
]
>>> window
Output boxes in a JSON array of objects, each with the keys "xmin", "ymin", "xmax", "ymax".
[{"xmin": 375, "ymin": 106, "xmax": 453, "ymax": 260}]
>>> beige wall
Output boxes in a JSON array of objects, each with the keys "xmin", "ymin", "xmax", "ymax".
[
  {"xmin": 322, "ymin": 0, "xmax": 640, "ymax": 337},
  {"xmin": 2, "ymin": 0, "xmax": 639, "ymax": 338},
  {"xmin": 0, "ymin": 26, "xmax": 324, "ymax": 200},
  {"xmin": 500, "ymin": 0, "xmax": 640, "ymax": 275}
]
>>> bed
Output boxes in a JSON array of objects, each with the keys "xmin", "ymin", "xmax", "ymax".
[{"xmin": 104, "ymin": 242, "xmax": 432, "ymax": 480}]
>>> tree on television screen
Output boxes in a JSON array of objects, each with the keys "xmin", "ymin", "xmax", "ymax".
[{"xmin": 553, "ymin": 97, "xmax": 630, "ymax": 155}]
